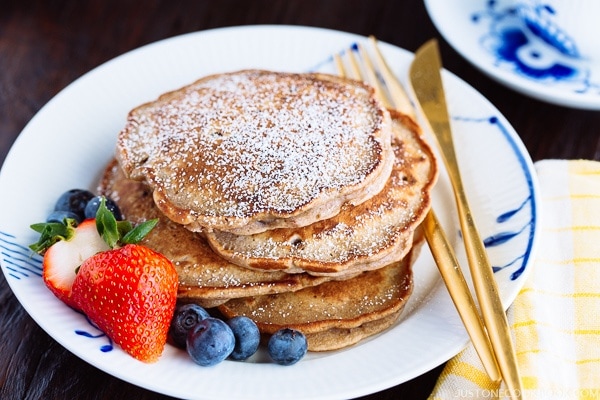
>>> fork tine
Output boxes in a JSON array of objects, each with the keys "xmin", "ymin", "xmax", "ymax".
[
  {"xmin": 347, "ymin": 49, "xmax": 362, "ymax": 80},
  {"xmin": 333, "ymin": 54, "xmax": 347, "ymax": 80},
  {"xmin": 334, "ymin": 50, "xmax": 354, "ymax": 79},
  {"xmin": 334, "ymin": 38, "xmax": 502, "ymax": 384},
  {"xmin": 367, "ymin": 36, "xmax": 415, "ymax": 118},
  {"xmin": 356, "ymin": 43, "xmax": 392, "ymax": 109},
  {"xmin": 336, "ymin": 44, "xmax": 391, "ymax": 109}
]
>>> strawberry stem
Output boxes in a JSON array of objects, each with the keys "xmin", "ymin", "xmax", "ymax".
[
  {"xmin": 95, "ymin": 197, "xmax": 158, "ymax": 248},
  {"xmin": 96, "ymin": 198, "xmax": 120, "ymax": 248},
  {"xmin": 29, "ymin": 219, "xmax": 77, "ymax": 254}
]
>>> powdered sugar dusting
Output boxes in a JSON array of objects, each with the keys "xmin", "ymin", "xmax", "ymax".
[
  {"xmin": 208, "ymin": 114, "xmax": 437, "ymax": 273},
  {"xmin": 118, "ymin": 70, "xmax": 387, "ymax": 221}
]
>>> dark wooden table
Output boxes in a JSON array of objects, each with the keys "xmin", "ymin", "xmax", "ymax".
[{"xmin": 1, "ymin": 1, "xmax": 599, "ymax": 399}]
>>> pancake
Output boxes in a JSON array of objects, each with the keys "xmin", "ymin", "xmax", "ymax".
[
  {"xmin": 116, "ymin": 69, "xmax": 395, "ymax": 235},
  {"xmin": 206, "ymin": 110, "xmax": 437, "ymax": 277},
  {"xmin": 97, "ymin": 159, "xmax": 359, "ymax": 308},
  {"xmin": 304, "ymin": 309, "xmax": 403, "ymax": 352},
  {"xmin": 217, "ymin": 236, "xmax": 423, "ymax": 351}
]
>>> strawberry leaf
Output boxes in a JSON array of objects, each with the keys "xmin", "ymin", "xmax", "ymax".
[
  {"xmin": 96, "ymin": 197, "xmax": 120, "ymax": 248},
  {"xmin": 121, "ymin": 219, "xmax": 158, "ymax": 244},
  {"xmin": 29, "ymin": 219, "xmax": 77, "ymax": 254},
  {"xmin": 117, "ymin": 220, "xmax": 134, "ymax": 237}
]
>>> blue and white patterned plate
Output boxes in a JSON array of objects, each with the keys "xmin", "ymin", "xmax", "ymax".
[
  {"xmin": 0, "ymin": 26, "xmax": 540, "ymax": 400},
  {"xmin": 425, "ymin": 0, "xmax": 600, "ymax": 109}
]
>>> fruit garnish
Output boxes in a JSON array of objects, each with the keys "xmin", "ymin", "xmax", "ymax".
[
  {"xmin": 84, "ymin": 195, "xmax": 123, "ymax": 220},
  {"xmin": 267, "ymin": 328, "xmax": 307, "ymax": 365},
  {"xmin": 226, "ymin": 316, "xmax": 260, "ymax": 361},
  {"xmin": 29, "ymin": 197, "xmax": 158, "ymax": 309},
  {"xmin": 54, "ymin": 189, "xmax": 95, "ymax": 223},
  {"xmin": 71, "ymin": 243, "xmax": 178, "ymax": 363},
  {"xmin": 37, "ymin": 218, "xmax": 110, "ymax": 308},
  {"xmin": 30, "ymin": 195, "xmax": 176, "ymax": 363},
  {"xmin": 186, "ymin": 317, "xmax": 235, "ymax": 366},
  {"xmin": 169, "ymin": 303, "xmax": 210, "ymax": 349}
]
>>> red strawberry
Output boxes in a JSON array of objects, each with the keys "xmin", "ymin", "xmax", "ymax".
[
  {"xmin": 31, "ymin": 196, "xmax": 176, "ymax": 362},
  {"xmin": 71, "ymin": 244, "xmax": 178, "ymax": 363},
  {"xmin": 39, "ymin": 219, "xmax": 110, "ymax": 308}
]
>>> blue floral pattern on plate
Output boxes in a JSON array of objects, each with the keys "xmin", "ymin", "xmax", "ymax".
[
  {"xmin": 472, "ymin": 1, "xmax": 599, "ymax": 93},
  {"xmin": 425, "ymin": 0, "xmax": 600, "ymax": 109}
]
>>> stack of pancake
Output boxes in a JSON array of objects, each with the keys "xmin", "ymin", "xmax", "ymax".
[{"xmin": 100, "ymin": 70, "xmax": 438, "ymax": 351}]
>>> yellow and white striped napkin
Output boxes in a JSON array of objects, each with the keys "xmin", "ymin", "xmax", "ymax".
[{"xmin": 429, "ymin": 159, "xmax": 600, "ymax": 400}]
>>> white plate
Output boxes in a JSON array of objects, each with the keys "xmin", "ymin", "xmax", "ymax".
[
  {"xmin": 425, "ymin": 0, "xmax": 600, "ymax": 109},
  {"xmin": 0, "ymin": 25, "xmax": 540, "ymax": 400}
]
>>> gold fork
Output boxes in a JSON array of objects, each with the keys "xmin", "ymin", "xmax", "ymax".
[{"xmin": 333, "ymin": 37, "xmax": 501, "ymax": 384}]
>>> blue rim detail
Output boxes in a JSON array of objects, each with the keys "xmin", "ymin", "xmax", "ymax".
[
  {"xmin": 453, "ymin": 116, "xmax": 536, "ymax": 280},
  {"xmin": 0, "ymin": 231, "xmax": 42, "ymax": 279}
]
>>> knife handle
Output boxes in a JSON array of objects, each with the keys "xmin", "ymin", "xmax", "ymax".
[{"xmin": 456, "ymin": 191, "xmax": 524, "ymax": 398}]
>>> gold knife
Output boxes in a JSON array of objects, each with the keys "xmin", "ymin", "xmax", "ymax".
[{"xmin": 409, "ymin": 39, "xmax": 523, "ymax": 399}]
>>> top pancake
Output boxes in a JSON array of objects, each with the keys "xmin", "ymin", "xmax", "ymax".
[
  {"xmin": 116, "ymin": 69, "xmax": 394, "ymax": 235},
  {"xmin": 205, "ymin": 111, "xmax": 437, "ymax": 277}
]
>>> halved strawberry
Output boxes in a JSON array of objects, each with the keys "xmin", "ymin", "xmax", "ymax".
[
  {"xmin": 40, "ymin": 219, "xmax": 110, "ymax": 308},
  {"xmin": 30, "ymin": 197, "xmax": 176, "ymax": 363},
  {"xmin": 71, "ymin": 243, "xmax": 178, "ymax": 363}
]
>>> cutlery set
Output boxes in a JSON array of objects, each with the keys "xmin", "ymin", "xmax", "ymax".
[{"xmin": 335, "ymin": 37, "xmax": 523, "ymax": 398}]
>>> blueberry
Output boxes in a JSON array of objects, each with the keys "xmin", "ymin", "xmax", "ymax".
[
  {"xmin": 84, "ymin": 195, "xmax": 123, "ymax": 220},
  {"xmin": 226, "ymin": 316, "xmax": 260, "ymax": 361},
  {"xmin": 267, "ymin": 328, "xmax": 307, "ymax": 366},
  {"xmin": 46, "ymin": 210, "xmax": 82, "ymax": 224},
  {"xmin": 54, "ymin": 189, "xmax": 94, "ymax": 221},
  {"xmin": 169, "ymin": 303, "xmax": 210, "ymax": 349},
  {"xmin": 187, "ymin": 317, "xmax": 235, "ymax": 367}
]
